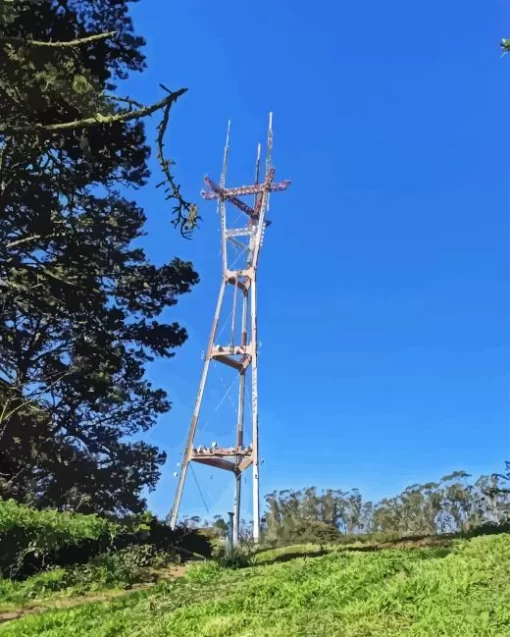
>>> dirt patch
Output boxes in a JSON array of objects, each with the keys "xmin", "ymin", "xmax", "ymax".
[{"xmin": 0, "ymin": 564, "xmax": 189, "ymax": 626}]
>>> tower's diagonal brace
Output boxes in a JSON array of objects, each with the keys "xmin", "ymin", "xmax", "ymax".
[{"xmin": 168, "ymin": 280, "xmax": 226, "ymax": 530}]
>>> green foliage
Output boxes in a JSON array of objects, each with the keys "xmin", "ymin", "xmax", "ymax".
[
  {"xmin": 0, "ymin": 501, "xmax": 212, "ymax": 580},
  {"xmin": 67, "ymin": 545, "xmax": 172, "ymax": 590},
  {"xmin": 0, "ymin": 0, "xmax": 199, "ymax": 513},
  {"xmin": 182, "ymin": 466, "xmax": 510, "ymax": 552},
  {"xmin": 184, "ymin": 561, "xmax": 223, "ymax": 584},
  {"xmin": 0, "ymin": 568, "xmax": 72, "ymax": 609},
  {"xmin": 261, "ymin": 467, "xmax": 510, "ymax": 546},
  {"xmin": 492, "ymin": 460, "xmax": 510, "ymax": 494},
  {"xmin": 2, "ymin": 534, "xmax": 509, "ymax": 635},
  {"xmin": 211, "ymin": 515, "xmax": 229, "ymax": 538},
  {"xmin": 0, "ymin": 546, "xmax": 176, "ymax": 610},
  {"xmin": 216, "ymin": 549, "xmax": 258, "ymax": 570},
  {"xmin": 0, "ymin": 499, "xmax": 117, "ymax": 577}
]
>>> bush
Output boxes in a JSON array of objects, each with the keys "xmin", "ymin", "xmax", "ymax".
[
  {"xmin": 0, "ymin": 546, "xmax": 177, "ymax": 608},
  {"xmin": 216, "ymin": 549, "xmax": 257, "ymax": 569},
  {"xmin": 0, "ymin": 499, "xmax": 118, "ymax": 578},
  {"xmin": 68, "ymin": 545, "xmax": 172, "ymax": 590},
  {"xmin": 117, "ymin": 512, "xmax": 213, "ymax": 560},
  {"xmin": 265, "ymin": 519, "xmax": 342, "ymax": 547},
  {"xmin": 0, "ymin": 568, "xmax": 72, "ymax": 607},
  {"xmin": 0, "ymin": 500, "xmax": 212, "ymax": 579},
  {"xmin": 464, "ymin": 520, "xmax": 510, "ymax": 539}
]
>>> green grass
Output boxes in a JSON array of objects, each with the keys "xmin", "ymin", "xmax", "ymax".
[
  {"xmin": 0, "ymin": 567, "xmax": 138, "ymax": 614},
  {"xmin": 1, "ymin": 534, "xmax": 510, "ymax": 635},
  {"xmin": 0, "ymin": 547, "xmax": 180, "ymax": 614}
]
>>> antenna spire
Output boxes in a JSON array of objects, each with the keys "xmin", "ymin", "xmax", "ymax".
[
  {"xmin": 266, "ymin": 113, "xmax": 274, "ymax": 211},
  {"xmin": 220, "ymin": 119, "xmax": 231, "ymax": 188}
]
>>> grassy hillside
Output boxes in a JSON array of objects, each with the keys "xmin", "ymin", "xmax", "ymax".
[{"xmin": 1, "ymin": 534, "xmax": 509, "ymax": 636}]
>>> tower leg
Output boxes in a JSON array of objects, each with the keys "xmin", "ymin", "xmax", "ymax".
[
  {"xmin": 250, "ymin": 276, "xmax": 260, "ymax": 544},
  {"xmin": 233, "ymin": 472, "xmax": 241, "ymax": 546},
  {"xmin": 169, "ymin": 280, "xmax": 227, "ymax": 529},
  {"xmin": 233, "ymin": 289, "xmax": 248, "ymax": 546}
]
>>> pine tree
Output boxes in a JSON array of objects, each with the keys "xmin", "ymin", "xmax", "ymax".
[{"xmin": 0, "ymin": 0, "xmax": 198, "ymax": 514}]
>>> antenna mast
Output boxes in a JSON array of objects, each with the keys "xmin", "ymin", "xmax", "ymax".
[{"xmin": 168, "ymin": 114, "xmax": 290, "ymax": 544}]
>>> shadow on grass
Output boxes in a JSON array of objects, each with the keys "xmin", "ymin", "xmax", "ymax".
[
  {"xmin": 260, "ymin": 542, "xmax": 454, "ymax": 566},
  {"xmin": 262, "ymin": 549, "xmax": 329, "ymax": 565},
  {"xmin": 253, "ymin": 522, "xmax": 510, "ymax": 569}
]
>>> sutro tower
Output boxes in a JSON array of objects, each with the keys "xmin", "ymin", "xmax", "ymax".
[{"xmin": 169, "ymin": 113, "xmax": 290, "ymax": 544}]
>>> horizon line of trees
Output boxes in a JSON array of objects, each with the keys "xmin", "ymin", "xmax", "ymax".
[{"xmin": 184, "ymin": 463, "xmax": 510, "ymax": 544}]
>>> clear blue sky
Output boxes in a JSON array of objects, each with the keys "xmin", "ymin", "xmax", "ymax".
[{"xmin": 122, "ymin": 0, "xmax": 509, "ymax": 521}]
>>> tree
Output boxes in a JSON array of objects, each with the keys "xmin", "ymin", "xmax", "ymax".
[
  {"xmin": 0, "ymin": 0, "xmax": 199, "ymax": 514},
  {"xmin": 492, "ymin": 462, "xmax": 510, "ymax": 494},
  {"xmin": 259, "ymin": 465, "xmax": 510, "ymax": 545},
  {"xmin": 181, "ymin": 516, "xmax": 202, "ymax": 530},
  {"xmin": 212, "ymin": 515, "xmax": 229, "ymax": 538}
]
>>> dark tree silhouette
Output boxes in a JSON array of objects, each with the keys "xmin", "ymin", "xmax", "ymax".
[{"xmin": 0, "ymin": 0, "xmax": 199, "ymax": 513}]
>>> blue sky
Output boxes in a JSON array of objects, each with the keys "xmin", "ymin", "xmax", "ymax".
[{"xmin": 123, "ymin": 0, "xmax": 509, "ymax": 521}]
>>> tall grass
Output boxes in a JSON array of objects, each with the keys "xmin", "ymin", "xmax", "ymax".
[{"xmin": 1, "ymin": 533, "xmax": 508, "ymax": 635}]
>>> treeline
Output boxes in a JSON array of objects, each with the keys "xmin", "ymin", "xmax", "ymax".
[{"xmin": 197, "ymin": 464, "xmax": 510, "ymax": 546}]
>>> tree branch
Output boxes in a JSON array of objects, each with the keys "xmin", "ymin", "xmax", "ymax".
[
  {"xmin": 1, "ymin": 84, "xmax": 197, "ymax": 234},
  {"xmin": 156, "ymin": 84, "xmax": 199, "ymax": 237},
  {"xmin": 0, "ymin": 88, "xmax": 188, "ymax": 134},
  {"xmin": 105, "ymin": 94, "xmax": 144, "ymax": 110},
  {"xmin": 0, "ymin": 31, "xmax": 116, "ymax": 48},
  {"xmin": 6, "ymin": 234, "xmax": 41, "ymax": 250}
]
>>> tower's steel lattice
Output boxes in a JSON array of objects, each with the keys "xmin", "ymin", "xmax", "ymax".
[{"xmin": 169, "ymin": 114, "xmax": 290, "ymax": 543}]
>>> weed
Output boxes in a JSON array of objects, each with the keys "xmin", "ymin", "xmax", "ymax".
[{"xmin": 185, "ymin": 561, "xmax": 222, "ymax": 584}]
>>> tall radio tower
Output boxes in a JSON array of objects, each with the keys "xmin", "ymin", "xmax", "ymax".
[{"xmin": 168, "ymin": 114, "xmax": 290, "ymax": 544}]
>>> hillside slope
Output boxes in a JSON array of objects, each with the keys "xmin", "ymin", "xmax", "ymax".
[{"xmin": 1, "ymin": 534, "xmax": 509, "ymax": 636}]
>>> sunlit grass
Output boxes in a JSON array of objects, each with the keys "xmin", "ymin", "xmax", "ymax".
[{"xmin": 1, "ymin": 534, "xmax": 509, "ymax": 636}]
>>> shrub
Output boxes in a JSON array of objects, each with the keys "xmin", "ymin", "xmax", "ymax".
[
  {"xmin": 0, "ymin": 500, "xmax": 212, "ymax": 579},
  {"xmin": 216, "ymin": 549, "xmax": 258, "ymax": 569},
  {"xmin": 0, "ymin": 568, "xmax": 72, "ymax": 608},
  {"xmin": 68, "ymin": 545, "xmax": 172, "ymax": 590},
  {"xmin": 0, "ymin": 499, "xmax": 118, "ymax": 578},
  {"xmin": 0, "ymin": 547, "xmax": 177, "ymax": 608},
  {"xmin": 265, "ymin": 519, "xmax": 342, "ymax": 547}
]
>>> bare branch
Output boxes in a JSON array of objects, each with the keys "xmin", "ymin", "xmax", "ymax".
[
  {"xmin": 0, "ymin": 79, "xmax": 196, "ymax": 232},
  {"xmin": 6, "ymin": 234, "xmax": 41, "ymax": 250},
  {"xmin": 156, "ymin": 84, "xmax": 200, "ymax": 237},
  {"xmin": 0, "ymin": 88, "xmax": 188, "ymax": 134},
  {"xmin": 0, "ymin": 30, "xmax": 116, "ymax": 48},
  {"xmin": 105, "ymin": 94, "xmax": 144, "ymax": 110}
]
